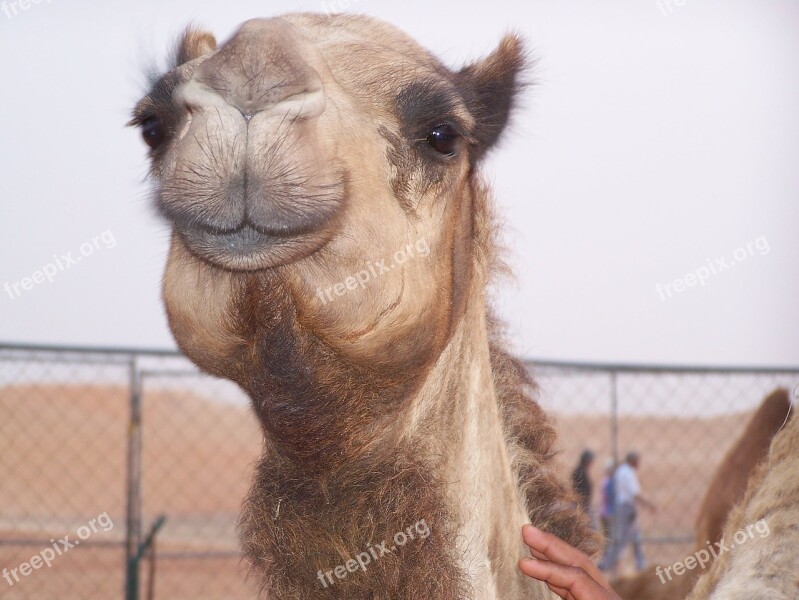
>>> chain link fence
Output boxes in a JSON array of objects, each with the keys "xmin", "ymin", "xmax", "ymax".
[
  {"xmin": 1, "ymin": 343, "xmax": 796, "ymax": 598},
  {"xmin": 530, "ymin": 360, "xmax": 798, "ymax": 572}
]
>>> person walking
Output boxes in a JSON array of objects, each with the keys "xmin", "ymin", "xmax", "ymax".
[
  {"xmin": 571, "ymin": 449, "xmax": 595, "ymax": 515},
  {"xmin": 598, "ymin": 458, "xmax": 616, "ymax": 541},
  {"xmin": 598, "ymin": 451, "xmax": 656, "ymax": 573}
]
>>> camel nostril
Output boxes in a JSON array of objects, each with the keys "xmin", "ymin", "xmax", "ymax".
[{"xmin": 241, "ymin": 109, "xmax": 256, "ymax": 122}]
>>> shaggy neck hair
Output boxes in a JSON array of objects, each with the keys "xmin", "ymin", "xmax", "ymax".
[{"xmin": 234, "ymin": 178, "xmax": 597, "ymax": 599}]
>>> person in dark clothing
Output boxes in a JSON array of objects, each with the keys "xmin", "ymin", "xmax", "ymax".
[
  {"xmin": 571, "ymin": 449, "xmax": 595, "ymax": 514},
  {"xmin": 599, "ymin": 458, "xmax": 617, "ymax": 541}
]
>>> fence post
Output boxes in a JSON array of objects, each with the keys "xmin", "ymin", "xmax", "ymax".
[
  {"xmin": 125, "ymin": 359, "xmax": 143, "ymax": 600},
  {"xmin": 610, "ymin": 370, "xmax": 619, "ymax": 466}
]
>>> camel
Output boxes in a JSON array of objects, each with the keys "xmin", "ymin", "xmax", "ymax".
[
  {"xmin": 692, "ymin": 388, "xmax": 792, "ymax": 547},
  {"xmin": 612, "ymin": 388, "xmax": 794, "ymax": 600},
  {"xmin": 687, "ymin": 395, "xmax": 799, "ymax": 599},
  {"xmin": 130, "ymin": 14, "xmax": 598, "ymax": 599}
]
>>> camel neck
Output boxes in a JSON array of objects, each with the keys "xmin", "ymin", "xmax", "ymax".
[{"xmin": 241, "ymin": 292, "xmax": 551, "ymax": 598}]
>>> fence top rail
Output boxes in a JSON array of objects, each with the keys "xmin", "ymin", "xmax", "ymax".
[
  {"xmin": 529, "ymin": 359, "xmax": 799, "ymax": 376},
  {"xmin": 0, "ymin": 341, "xmax": 181, "ymax": 358},
  {"xmin": 1, "ymin": 342, "xmax": 797, "ymax": 375}
]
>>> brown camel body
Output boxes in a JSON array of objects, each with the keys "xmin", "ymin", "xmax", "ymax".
[
  {"xmin": 131, "ymin": 14, "xmax": 597, "ymax": 599},
  {"xmin": 693, "ymin": 388, "xmax": 792, "ymax": 546},
  {"xmin": 688, "ymin": 393, "xmax": 798, "ymax": 599},
  {"xmin": 613, "ymin": 388, "xmax": 793, "ymax": 600}
]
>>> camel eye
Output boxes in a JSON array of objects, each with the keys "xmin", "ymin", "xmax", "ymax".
[
  {"xmin": 426, "ymin": 123, "xmax": 460, "ymax": 156},
  {"xmin": 141, "ymin": 116, "xmax": 165, "ymax": 149}
]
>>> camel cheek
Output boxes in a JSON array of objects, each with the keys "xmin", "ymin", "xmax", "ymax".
[{"xmin": 163, "ymin": 234, "xmax": 245, "ymax": 378}]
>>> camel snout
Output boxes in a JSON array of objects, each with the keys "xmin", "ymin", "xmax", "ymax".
[{"xmin": 190, "ymin": 17, "xmax": 325, "ymax": 121}]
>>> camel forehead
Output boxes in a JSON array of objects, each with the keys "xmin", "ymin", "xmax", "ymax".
[
  {"xmin": 258, "ymin": 13, "xmax": 440, "ymax": 66},
  {"xmin": 210, "ymin": 14, "xmax": 453, "ymax": 97}
]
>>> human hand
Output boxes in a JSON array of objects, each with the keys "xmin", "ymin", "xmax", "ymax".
[{"xmin": 518, "ymin": 525, "xmax": 622, "ymax": 600}]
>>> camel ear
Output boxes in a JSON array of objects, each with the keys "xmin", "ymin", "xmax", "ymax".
[
  {"xmin": 174, "ymin": 26, "xmax": 217, "ymax": 68},
  {"xmin": 457, "ymin": 34, "xmax": 528, "ymax": 159}
]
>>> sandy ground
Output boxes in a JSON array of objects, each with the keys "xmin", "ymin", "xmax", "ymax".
[{"xmin": 0, "ymin": 384, "xmax": 753, "ymax": 598}]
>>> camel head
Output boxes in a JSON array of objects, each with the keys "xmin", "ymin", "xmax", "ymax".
[{"xmin": 131, "ymin": 14, "xmax": 525, "ymax": 386}]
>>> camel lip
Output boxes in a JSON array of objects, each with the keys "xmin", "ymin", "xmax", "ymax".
[
  {"xmin": 189, "ymin": 217, "xmax": 325, "ymax": 239},
  {"xmin": 160, "ymin": 170, "xmax": 347, "ymax": 272},
  {"xmin": 176, "ymin": 222, "xmax": 334, "ymax": 272}
]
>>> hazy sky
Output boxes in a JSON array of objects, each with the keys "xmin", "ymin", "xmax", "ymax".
[{"xmin": 1, "ymin": 0, "xmax": 797, "ymax": 367}]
